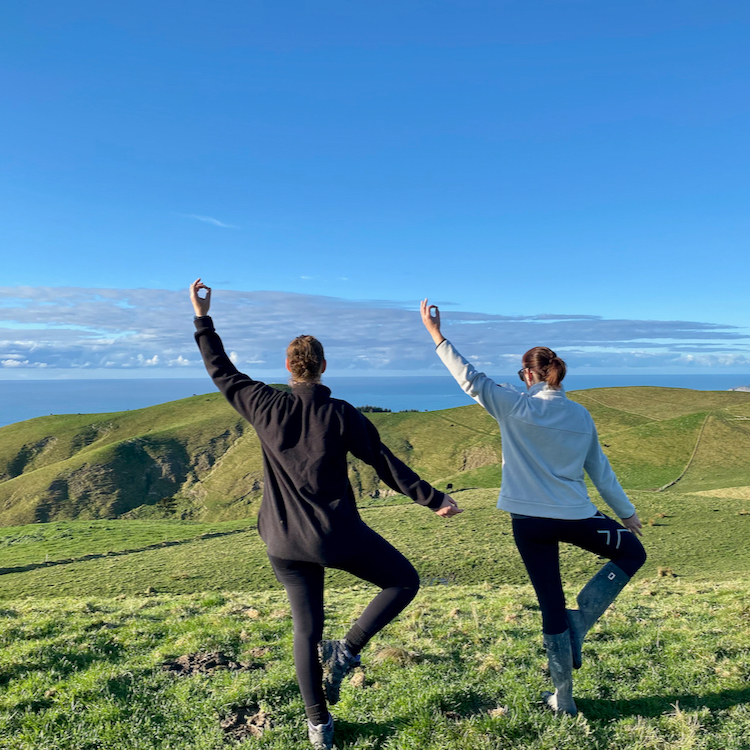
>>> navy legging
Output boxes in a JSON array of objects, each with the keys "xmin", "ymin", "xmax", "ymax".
[
  {"xmin": 512, "ymin": 511, "xmax": 647, "ymax": 635},
  {"xmin": 268, "ymin": 526, "xmax": 419, "ymax": 717}
]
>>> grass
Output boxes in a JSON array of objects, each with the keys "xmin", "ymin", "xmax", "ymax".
[
  {"xmin": 0, "ymin": 487, "xmax": 748, "ymax": 599},
  {"xmin": 1, "ymin": 387, "xmax": 750, "ymax": 747},
  {"xmin": 0, "ymin": 519, "xmax": 251, "ymax": 571},
  {"xmin": 1, "ymin": 580, "xmax": 749, "ymax": 749}
]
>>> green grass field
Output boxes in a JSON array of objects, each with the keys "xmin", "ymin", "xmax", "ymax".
[
  {"xmin": 1, "ymin": 387, "xmax": 750, "ymax": 748},
  {"xmin": 1, "ymin": 581, "xmax": 749, "ymax": 749},
  {"xmin": 0, "ymin": 487, "xmax": 748, "ymax": 600}
]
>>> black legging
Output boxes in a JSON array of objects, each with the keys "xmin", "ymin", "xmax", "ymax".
[
  {"xmin": 268, "ymin": 526, "xmax": 419, "ymax": 719},
  {"xmin": 512, "ymin": 511, "xmax": 647, "ymax": 635}
]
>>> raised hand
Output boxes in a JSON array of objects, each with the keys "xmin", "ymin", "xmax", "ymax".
[
  {"xmin": 420, "ymin": 299, "xmax": 445, "ymax": 346},
  {"xmin": 190, "ymin": 278, "xmax": 212, "ymax": 317}
]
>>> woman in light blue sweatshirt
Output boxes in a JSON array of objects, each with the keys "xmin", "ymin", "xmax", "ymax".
[{"xmin": 421, "ymin": 300, "xmax": 646, "ymax": 716}]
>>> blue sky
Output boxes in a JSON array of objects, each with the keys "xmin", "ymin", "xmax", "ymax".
[{"xmin": 2, "ymin": 1, "xmax": 749, "ymax": 378}]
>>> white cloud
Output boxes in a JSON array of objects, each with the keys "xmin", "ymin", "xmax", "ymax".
[
  {"xmin": 183, "ymin": 214, "xmax": 238, "ymax": 229},
  {"xmin": 136, "ymin": 354, "xmax": 160, "ymax": 367},
  {"xmin": 0, "ymin": 286, "xmax": 747, "ymax": 375},
  {"xmin": 0, "ymin": 358, "xmax": 48, "ymax": 368}
]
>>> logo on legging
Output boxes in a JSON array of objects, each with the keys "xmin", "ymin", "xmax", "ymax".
[{"xmin": 597, "ymin": 528, "xmax": 629, "ymax": 549}]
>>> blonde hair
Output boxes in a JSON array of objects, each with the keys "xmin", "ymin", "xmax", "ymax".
[{"xmin": 286, "ymin": 335, "xmax": 325, "ymax": 384}]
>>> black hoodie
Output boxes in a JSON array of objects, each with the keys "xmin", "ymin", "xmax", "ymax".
[{"xmin": 194, "ymin": 316, "xmax": 445, "ymax": 563}]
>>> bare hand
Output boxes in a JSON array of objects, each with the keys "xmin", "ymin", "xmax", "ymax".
[
  {"xmin": 621, "ymin": 512, "xmax": 643, "ymax": 537},
  {"xmin": 190, "ymin": 278, "xmax": 211, "ymax": 317},
  {"xmin": 435, "ymin": 495, "xmax": 463, "ymax": 518},
  {"xmin": 420, "ymin": 299, "xmax": 445, "ymax": 346}
]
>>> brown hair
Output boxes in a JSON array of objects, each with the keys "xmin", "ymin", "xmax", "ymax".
[
  {"xmin": 522, "ymin": 347, "xmax": 567, "ymax": 390},
  {"xmin": 286, "ymin": 335, "xmax": 325, "ymax": 384}
]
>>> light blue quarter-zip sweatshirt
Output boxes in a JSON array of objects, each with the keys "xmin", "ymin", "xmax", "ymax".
[{"xmin": 436, "ymin": 339, "xmax": 635, "ymax": 521}]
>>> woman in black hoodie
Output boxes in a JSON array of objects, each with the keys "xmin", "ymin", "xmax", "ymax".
[{"xmin": 190, "ymin": 279, "xmax": 461, "ymax": 749}]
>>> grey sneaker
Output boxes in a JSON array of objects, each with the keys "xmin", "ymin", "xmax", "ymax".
[
  {"xmin": 307, "ymin": 713, "xmax": 334, "ymax": 750},
  {"xmin": 318, "ymin": 640, "xmax": 361, "ymax": 705}
]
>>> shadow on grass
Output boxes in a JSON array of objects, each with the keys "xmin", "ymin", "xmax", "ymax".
[
  {"xmin": 334, "ymin": 715, "xmax": 410, "ymax": 746},
  {"xmin": 0, "ymin": 528, "xmax": 252, "ymax": 577},
  {"xmin": 436, "ymin": 688, "xmax": 506, "ymax": 719},
  {"xmin": 580, "ymin": 687, "xmax": 750, "ymax": 719}
]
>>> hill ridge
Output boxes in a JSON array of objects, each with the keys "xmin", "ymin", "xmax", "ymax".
[{"xmin": 0, "ymin": 386, "xmax": 748, "ymax": 527}]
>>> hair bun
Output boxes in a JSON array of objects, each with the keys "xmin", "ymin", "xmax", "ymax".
[{"xmin": 522, "ymin": 346, "xmax": 567, "ymax": 389}]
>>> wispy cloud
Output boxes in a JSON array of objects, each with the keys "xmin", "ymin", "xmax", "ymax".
[
  {"xmin": 182, "ymin": 214, "xmax": 238, "ymax": 229},
  {"xmin": 0, "ymin": 286, "xmax": 748, "ymax": 375}
]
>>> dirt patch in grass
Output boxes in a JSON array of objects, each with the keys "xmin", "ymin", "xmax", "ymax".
[
  {"xmin": 220, "ymin": 704, "xmax": 271, "ymax": 741},
  {"xmin": 162, "ymin": 651, "xmax": 262, "ymax": 676},
  {"xmin": 371, "ymin": 646, "xmax": 423, "ymax": 666}
]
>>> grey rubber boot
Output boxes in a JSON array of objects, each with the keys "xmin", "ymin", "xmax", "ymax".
[
  {"xmin": 541, "ymin": 630, "xmax": 577, "ymax": 716},
  {"xmin": 307, "ymin": 712, "xmax": 334, "ymax": 749},
  {"xmin": 566, "ymin": 561, "xmax": 630, "ymax": 669}
]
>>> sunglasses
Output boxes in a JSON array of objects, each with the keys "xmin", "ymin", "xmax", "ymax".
[{"xmin": 518, "ymin": 368, "xmax": 527, "ymax": 382}]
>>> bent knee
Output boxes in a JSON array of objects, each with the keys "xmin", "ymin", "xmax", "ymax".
[
  {"xmin": 635, "ymin": 544, "xmax": 647, "ymax": 569},
  {"xmin": 617, "ymin": 538, "xmax": 647, "ymax": 577},
  {"xmin": 386, "ymin": 562, "xmax": 420, "ymax": 592},
  {"xmin": 629, "ymin": 535, "xmax": 647, "ymax": 567},
  {"xmin": 404, "ymin": 582, "xmax": 419, "ymax": 602},
  {"xmin": 404, "ymin": 565, "xmax": 420, "ymax": 593}
]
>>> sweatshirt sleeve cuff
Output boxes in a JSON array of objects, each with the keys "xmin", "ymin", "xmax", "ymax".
[
  {"xmin": 427, "ymin": 491, "xmax": 446, "ymax": 510},
  {"xmin": 193, "ymin": 315, "xmax": 214, "ymax": 332}
]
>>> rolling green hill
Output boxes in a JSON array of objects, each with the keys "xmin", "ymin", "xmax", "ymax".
[
  {"xmin": 1, "ymin": 386, "xmax": 749, "ymax": 528},
  {"xmin": 1, "ymin": 388, "xmax": 749, "ymax": 749}
]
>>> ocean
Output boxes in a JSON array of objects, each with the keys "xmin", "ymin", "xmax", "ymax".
[{"xmin": 1, "ymin": 374, "xmax": 749, "ymax": 428}]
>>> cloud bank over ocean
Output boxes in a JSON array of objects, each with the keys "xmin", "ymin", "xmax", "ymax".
[{"xmin": 0, "ymin": 287, "xmax": 748, "ymax": 377}]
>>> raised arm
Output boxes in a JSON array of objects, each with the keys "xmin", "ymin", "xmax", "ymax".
[
  {"xmin": 190, "ymin": 278, "xmax": 279, "ymax": 424},
  {"xmin": 420, "ymin": 298, "xmax": 520, "ymax": 422}
]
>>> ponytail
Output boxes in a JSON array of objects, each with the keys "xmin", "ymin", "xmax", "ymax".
[{"xmin": 522, "ymin": 347, "xmax": 567, "ymax": 390}]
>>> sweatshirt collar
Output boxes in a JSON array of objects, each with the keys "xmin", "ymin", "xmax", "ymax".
[
  {"xmin": 292, "ymin": 382, "xmax": 331, "ymax": 398},
  {"xmin": 528, "ymin": 382, "xmax": 566, "ymax": 400}
]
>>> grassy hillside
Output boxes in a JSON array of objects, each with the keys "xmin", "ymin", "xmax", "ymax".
[
  {"xmin": 1, "ymin": 387, "xmax": 749, "ymax": 748},
  {"xmin": 571, "ymin": 388, "xmax": 750, "ymax": 492},
  {"xmin": 1, "ymin": 581, "xmax": 749, "ymax": 749},
  {"xmin": 0, "ymin": 394, "xmax": 259, "ymax": 526},
  {"xmin": 1, "ymin": 386, "xmax": 749, "ymax": 527},
  {"xmin": 0, "ymin": 487, "xmax": 748, "ymax": 600}
]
